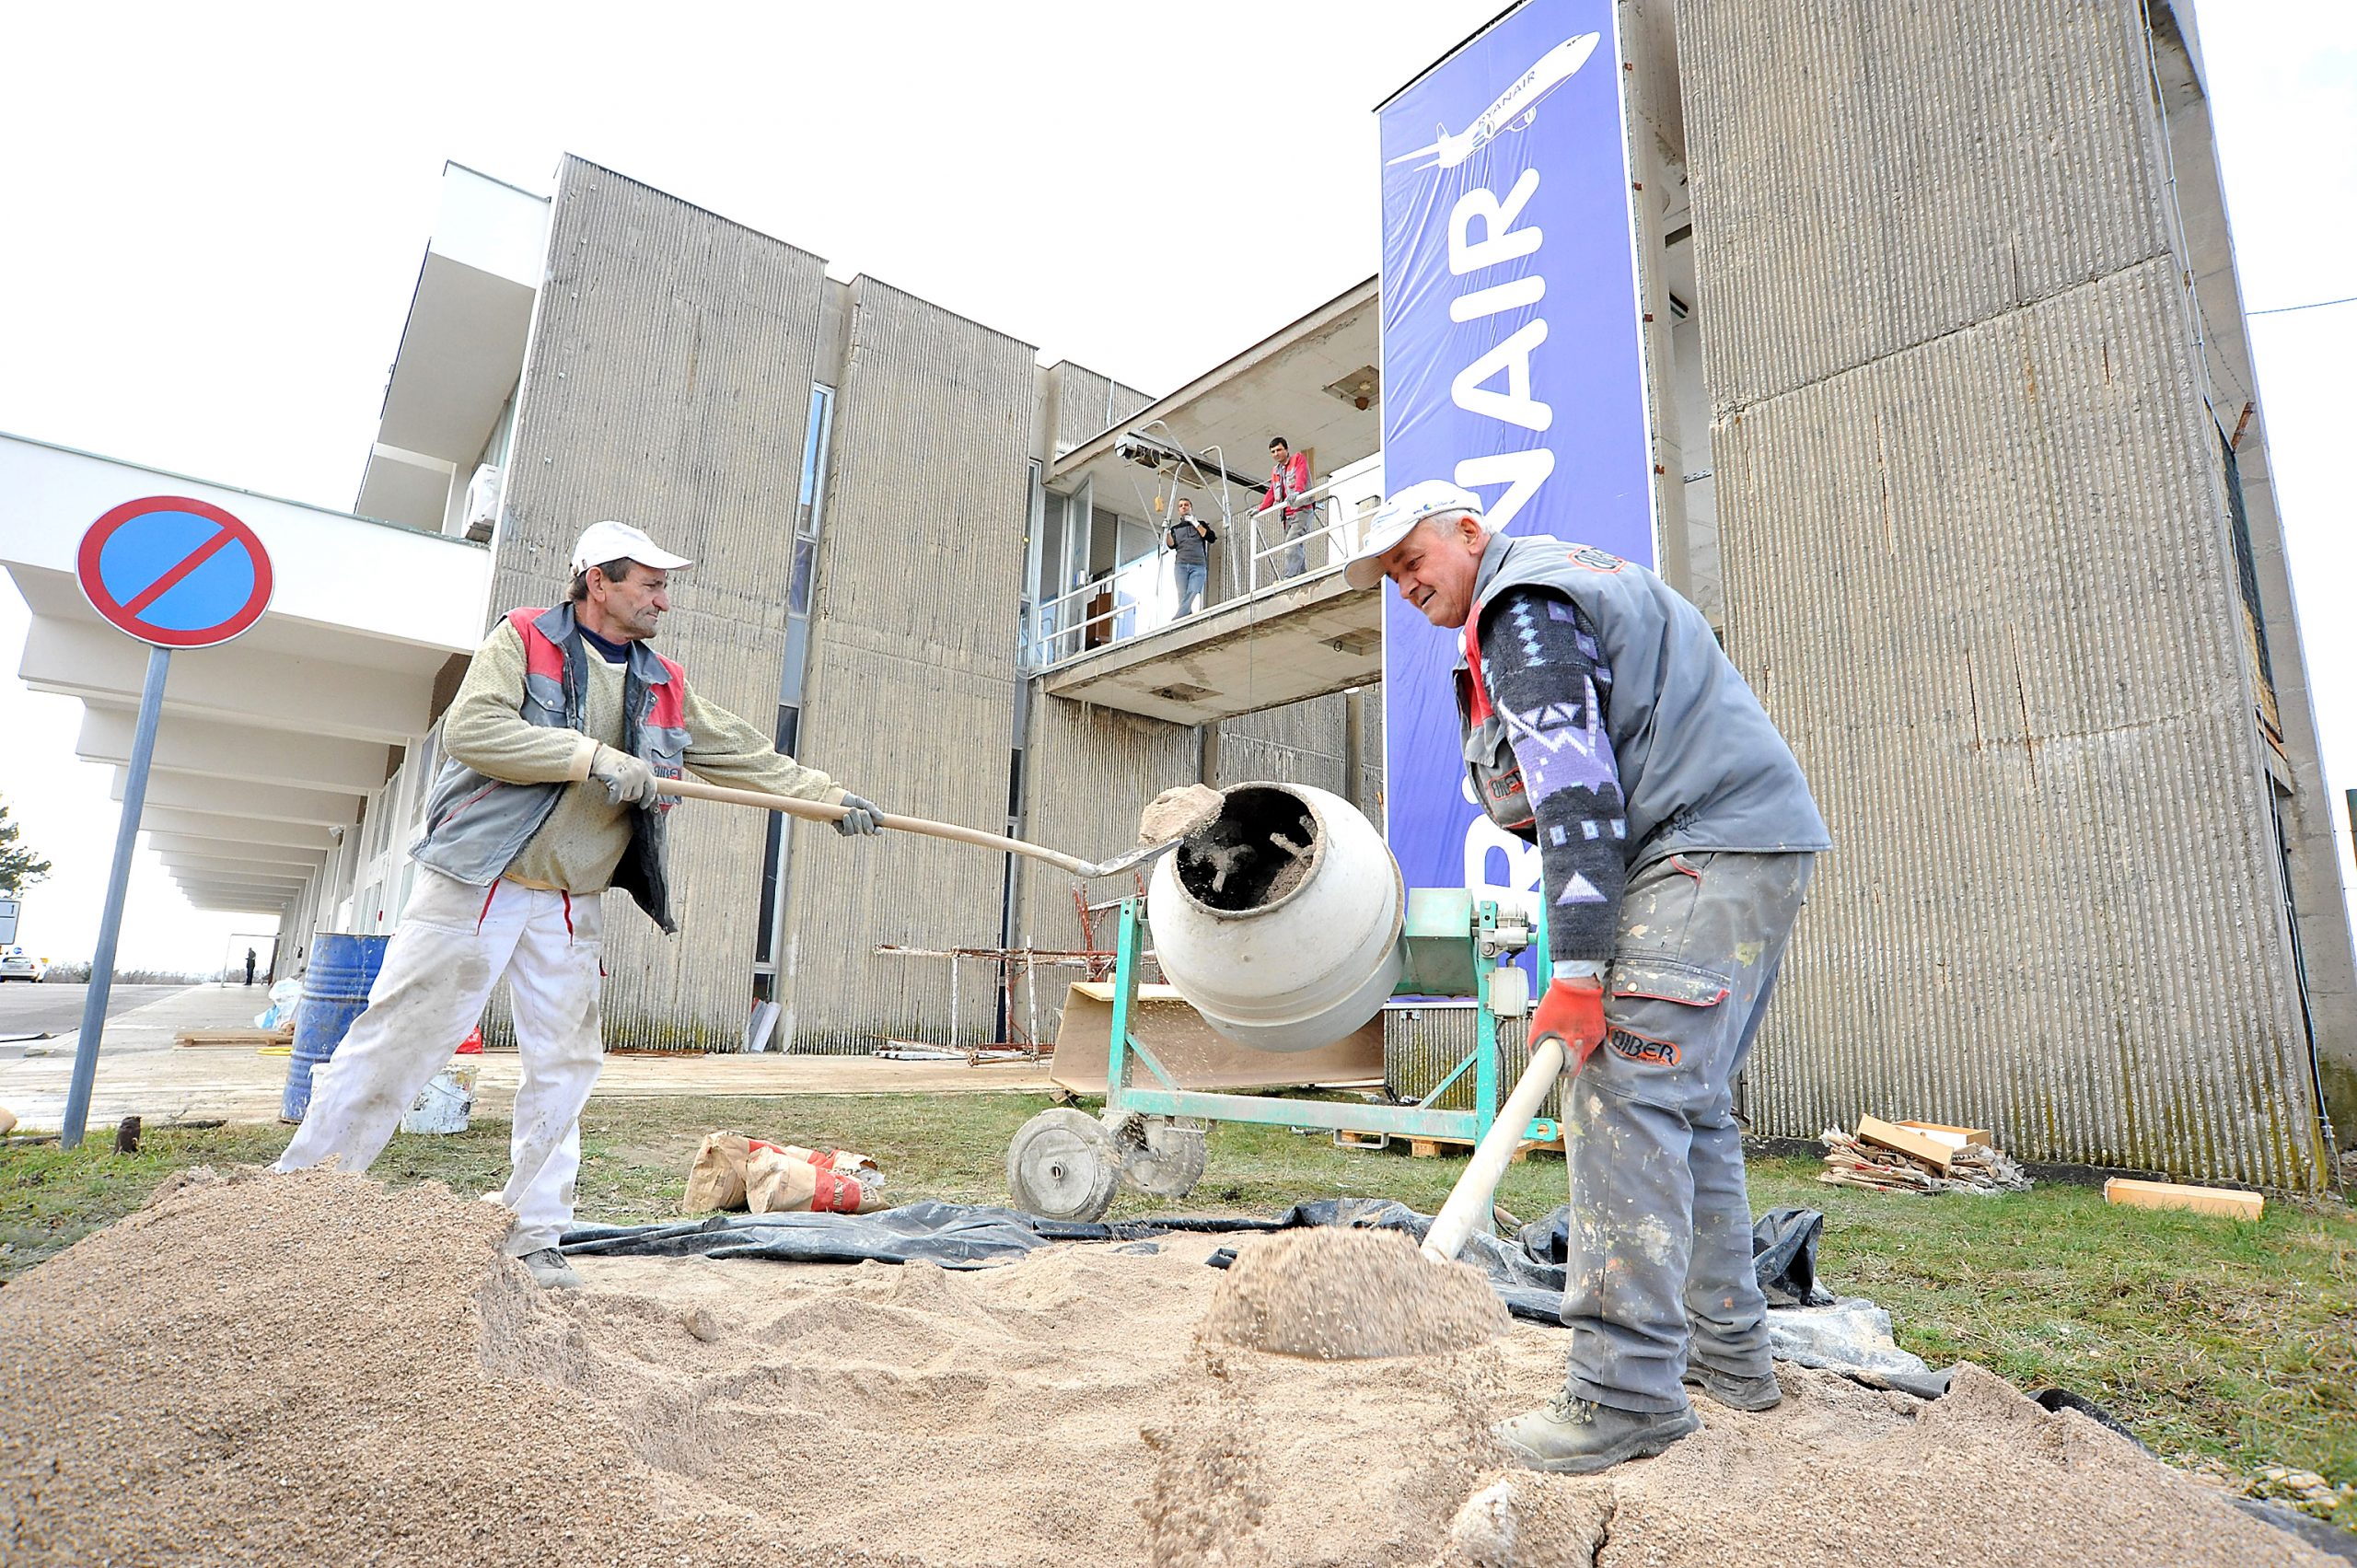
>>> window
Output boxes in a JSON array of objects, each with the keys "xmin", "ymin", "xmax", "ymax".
[{"xmin": 754, "ymin": 384, "xmax": 837, "ymax": 981}]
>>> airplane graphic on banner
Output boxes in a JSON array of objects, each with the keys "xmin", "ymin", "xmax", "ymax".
[{"xmin": 1385, "ymin": 32, "xmax": 1602, "ymax": 172}]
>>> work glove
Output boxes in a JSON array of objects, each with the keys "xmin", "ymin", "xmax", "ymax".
[
  {"xmin": 1528, "ymin": 977, "xmax": 1609, "ymax": 1073},
  {"xmin": 834, "ymin": 792, "xmax": 884, "ymax": 837},
  {"xmin": 588, "ymin": 745, "xmax": 659, "ymax": 808}
]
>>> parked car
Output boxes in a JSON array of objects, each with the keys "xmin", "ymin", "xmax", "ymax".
[{"xmin": 0, "ymin": 949, "xmax": 48, "ymax": 982}]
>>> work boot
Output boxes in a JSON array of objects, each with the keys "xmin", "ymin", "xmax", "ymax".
[
  {"xmin": 518, "ymin": 1249, "xmax": 582, "ymax": 1290},
  {"xmin": 1495, "ymin": 1390, "xmax": 1701, "ymax": 1474},
  {"xmin": 1681, "ymin": 1363, "xmax": 1783, "ymax": 1412}
]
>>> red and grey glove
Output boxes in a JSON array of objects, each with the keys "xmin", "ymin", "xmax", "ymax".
[{"xmin": 1529, "ymin": 977, "xmax": 1609, "ymax": 1072}]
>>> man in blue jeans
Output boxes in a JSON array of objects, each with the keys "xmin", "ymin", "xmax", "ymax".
[
  {"xmin": 1166, "ymin": 496, "xmax": 1213, "ymax": 617},
  {"xmin": 1346, "ymin": 482, "xmax": 1830, "ymax": 1474}
]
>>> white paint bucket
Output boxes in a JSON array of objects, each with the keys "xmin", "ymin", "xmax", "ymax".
[
  {"xmin": 401, "ymin": 1063, "xmax": 477, "ymax": 1134},
  {"xmin": 1147, "ymin": 783, "xmax": 1404, "ymax": 1053}
]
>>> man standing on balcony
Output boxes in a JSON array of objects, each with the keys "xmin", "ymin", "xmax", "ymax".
[
  {"xmin": 1165, "ymin": 496, "xmax": 1213, "ymax": 617},
  {"xmin": 274, "ymin": 520, "xmax": 885, "ymax": 1289},
  {"xmin": 1345, "ymin": 482, "xmax": 1829, "ymax": 1475},
  {"xmin": 1263, "ymin": 436, "xmax": 1316, "ymax": 579}
]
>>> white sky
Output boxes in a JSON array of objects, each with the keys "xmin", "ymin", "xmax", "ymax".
[{"xmin": 0, "ymin": 1, "xmax": 2350, "ymax": 970}]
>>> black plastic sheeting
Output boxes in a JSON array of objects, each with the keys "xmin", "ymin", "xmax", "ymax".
[{"xmin": 562, "ymin": 1196, "xmax": 1829, "ymax": 1329}]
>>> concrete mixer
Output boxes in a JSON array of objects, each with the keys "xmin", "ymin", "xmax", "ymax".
[{"xmin": 1004, "ymin": 781, "xmax": 1559, "ymax": 1224}]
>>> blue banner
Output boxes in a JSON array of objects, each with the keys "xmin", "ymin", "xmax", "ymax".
[{"xmin": 1377, "ymin": 0, "xmax": 1654, "ymax": 907}]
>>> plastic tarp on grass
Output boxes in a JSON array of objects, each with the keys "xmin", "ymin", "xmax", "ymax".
[{"xmin": 563, "ymin": 1197, "xmax": 1947, "ymax": 1396}]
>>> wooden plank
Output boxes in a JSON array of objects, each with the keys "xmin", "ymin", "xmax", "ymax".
[
  {"xmin": 1855, "ymin": 1114, "xmax": 1954, "ymax": 1173},
  {"xmin": 1408, "ymin": 1134, "xmax": 1556, "ymax": 1162},
  {"xmin": 1896, "ymin": 1120, "xmax": 1992, "ymax": 1148},
  {"xmin": 2103, "ymin": 1178, "xmax": 2264, "ymax": 1220},
  {"xmin": 175, "ymin": 1028, "xmax": 294, "ymax": 1049}
]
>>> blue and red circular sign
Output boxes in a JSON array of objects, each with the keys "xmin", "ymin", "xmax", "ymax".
[{"xmin": 75, "ymin": 495, "xmax": 274, "ymax": 649}]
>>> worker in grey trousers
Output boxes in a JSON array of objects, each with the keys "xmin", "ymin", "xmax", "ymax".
[{"xmin": 1346, "ymin": 481, "xmax": 1829, "ymax": 1474}]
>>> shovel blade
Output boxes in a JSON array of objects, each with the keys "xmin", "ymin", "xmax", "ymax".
[{"xmin": 1077, "ymin": 836, "xmax": 1187, "ymax": 881}]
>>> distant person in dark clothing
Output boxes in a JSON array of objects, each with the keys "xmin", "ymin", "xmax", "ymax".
[
  {"xmin": 243, "ymin": 947, "xmax": 257, "ymax": 986},
  {"xmin": 1165, "ymin": 497, "xmax": 1213, "ymax": 617}
]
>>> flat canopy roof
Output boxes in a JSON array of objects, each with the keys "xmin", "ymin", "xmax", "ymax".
[{"xmin": 1051, "ymin": 278, "xmax": 1380, "ymax": 517}]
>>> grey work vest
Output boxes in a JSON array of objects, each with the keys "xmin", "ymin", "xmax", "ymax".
[
  {"xmin": 1456, "ymin": 533, "xmax": 1829, "ymax": 865},
  {"xmin": 410, "ymin": 603, "xmax": 693, "ymax": 933}
]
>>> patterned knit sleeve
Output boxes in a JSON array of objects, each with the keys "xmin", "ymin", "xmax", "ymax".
[{"xmin": 1475, "ymin": 588, "xmax": 1628, "ymax": 964}]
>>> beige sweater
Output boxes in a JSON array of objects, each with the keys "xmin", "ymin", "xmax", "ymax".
[{"xmin": 440, "ymin": 621, "xmax": 844, "ymax": 894}]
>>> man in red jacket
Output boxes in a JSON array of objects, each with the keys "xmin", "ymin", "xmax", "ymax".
[{"xmin": 1261, "ymin": 436, "xmax": 1317, "ymax": 580}]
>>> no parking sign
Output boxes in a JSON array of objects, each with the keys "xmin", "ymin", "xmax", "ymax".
[
  {"xmin": 75, "ymin": 494, "xmax": 273, "ymax": 648},
  {"xmin": 60, "ymin": 495, "xmax": 275, "ymax": 1148}
]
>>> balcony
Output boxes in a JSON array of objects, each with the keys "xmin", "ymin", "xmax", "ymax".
[
  {"xmin": 1027, "ymin": 278, "xmax": 1387, "ymax": 726},
  {"xmin": 1027, "ymin": 485, "xmax": 1384, "ymax": 726}
]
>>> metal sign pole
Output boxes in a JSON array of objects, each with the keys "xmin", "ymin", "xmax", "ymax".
[{"xmin": 60, "ymin": 644, "xmax": 171, "ymax": 1150}]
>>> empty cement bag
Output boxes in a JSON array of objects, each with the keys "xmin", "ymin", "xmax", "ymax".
[
  {"xmin": 746, "ymin": 1147, "xmax": 881, "ymax": 1215},
  {"xmin": 684, "ymin": 1132, "xmax": 755, "ymax": 1213}
]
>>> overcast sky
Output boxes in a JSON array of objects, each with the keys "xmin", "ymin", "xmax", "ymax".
[{"xmin": 0, "ymin": 1, "xmax": 2350, "ymax": 970}]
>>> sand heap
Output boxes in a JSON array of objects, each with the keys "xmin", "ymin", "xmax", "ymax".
[
  {"xmin": 1199, "ymin": 1226, "xmax": 1509, "ymax": 1359},
  {"xmin": 1138, "ymin": 783, "xmax": 1225, "ymax": 845},
  {"xmin": 0, "ymin": 1175, "xmax": 2333, "ymax": 1568}
]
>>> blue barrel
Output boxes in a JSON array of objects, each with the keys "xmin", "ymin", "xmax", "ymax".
[{"xmin": 280, "ymin": 934, "xmax": 392, "ymax": 1122}]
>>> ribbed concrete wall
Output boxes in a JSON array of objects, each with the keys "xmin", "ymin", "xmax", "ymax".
[
  {"xmin": 780, "ymin": 279, "xmax": 1038, "ymax": 1052},
  {"xmin": 495, "ymin": 156, "xmax": 829, "ymax": 1049},
  {"xmin": 1680, "ymin": 1, "xmax": 2168, "ymax": 414},
  {"xmin": 1015, "ymin": 695, "xmax": 1197, "ymax": 964},
  {"xmin": 1681, "ymin": 1, "xmax": 2328, "ymax": 1185},
  {"xmin": 1217, "ymin": 694, "xmax": 1351, "ymax": 795}
]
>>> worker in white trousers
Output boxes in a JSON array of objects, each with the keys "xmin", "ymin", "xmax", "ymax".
[{"xmin": 276, "ymin": 520, "xmax": 883, "ymax": 1287}]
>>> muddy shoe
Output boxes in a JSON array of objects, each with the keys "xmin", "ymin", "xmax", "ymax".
[
  {"xmin": 1682, "ymin": 1364, "xmax": 1782, "ymax": 1411},
  {"xmin": 518, "ymin": 1249, "xmax": 582, "ymax": 1290},
  {"xmin": 1495, "ymin": 1392, "xmax": 1700, "ymax": 1474}
]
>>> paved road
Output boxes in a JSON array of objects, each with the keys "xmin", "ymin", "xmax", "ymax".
[{"xmin": 0, "ymin": 983, "xmax": 191, "ymax": 1039}]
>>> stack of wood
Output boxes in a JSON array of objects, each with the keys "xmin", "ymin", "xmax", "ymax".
[{"xmin": 1818, "ymin": 1116, "xmax": 2030, "ymax": 1193}]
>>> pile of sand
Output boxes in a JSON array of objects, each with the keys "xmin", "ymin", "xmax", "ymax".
[
  {"xmin": 0, "ymin": 1173, "xmax": 2332, "ymax": 1567},
  {"xmin": 1199, "ymin": 1226, "xmax": 1509, "ymax": 1359},
  {"xmin": 1138, "ymin": 784, "xmax": 1225, "ymax": 845}
]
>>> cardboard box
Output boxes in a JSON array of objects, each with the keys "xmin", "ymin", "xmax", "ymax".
[{"xmin": 2103, "ymin": 1178, "xmax": 2263, "ymax": 1220}]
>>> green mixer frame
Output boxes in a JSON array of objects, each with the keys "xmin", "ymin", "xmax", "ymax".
[{"xmin": 1004, "ymin": 886, "xmax": 1559, "ymax": 1222}]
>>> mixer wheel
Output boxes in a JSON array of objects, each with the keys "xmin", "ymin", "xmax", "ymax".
[
  {"xmin": 1116, "ymin": 1116, "xmax": 1208, "ymax": 1199},
  {"xmin": 1006, "ymin": 1107, "xmax": 1120, "ymax": 1222}
]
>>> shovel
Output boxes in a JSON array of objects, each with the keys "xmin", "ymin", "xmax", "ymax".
[
  {"xmin": 656, "ymin": 775, "xmax": 1190, "ymax": 881},
  {"xmin": 1421, "ymin": 1038, "xmax": 1568, "ymax": 1264}
]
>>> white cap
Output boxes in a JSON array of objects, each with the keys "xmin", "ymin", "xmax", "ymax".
[
  {"xmin": 1341, "ymin": 481, "xmax": 1487, "ymax": 589},
  {"xmin": 569, "ymin": 520, "xmax": 694, "ymax": 575}
]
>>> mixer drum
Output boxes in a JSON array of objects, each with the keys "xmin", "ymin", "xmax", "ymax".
[{"xmin": 1146, "ymin": 782, "xmax": 1404, "ymax": 1053}]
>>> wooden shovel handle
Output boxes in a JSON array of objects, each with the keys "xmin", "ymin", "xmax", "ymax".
[{"xmin": 656, "ymin": 774, "xmax": 1097, "ymax": 878}]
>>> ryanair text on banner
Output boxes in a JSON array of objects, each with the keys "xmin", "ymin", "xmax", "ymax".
[{"xmin": 1377, "ymin": 0, "xmax": 1656, "ymax": 915}]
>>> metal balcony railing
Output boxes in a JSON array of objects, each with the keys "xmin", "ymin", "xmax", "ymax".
[{"xmin": 1019, "ymin": 479, "xmax": 1372, "ymax": 671}]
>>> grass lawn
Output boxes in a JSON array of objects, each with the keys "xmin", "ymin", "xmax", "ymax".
[{"xmin": 4, "ymin": 1089, "xmax": 2351, "ymax": 1524}]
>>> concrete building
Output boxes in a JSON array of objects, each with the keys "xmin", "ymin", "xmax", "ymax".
[{"xmin": 0, "ymin": 0, "xmax": 2345, "ymax": 1187}]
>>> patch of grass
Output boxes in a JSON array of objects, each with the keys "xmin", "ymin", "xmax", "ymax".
[
  {"xmin": 0, "ymin": 1121, "xmax": 288, "ymax": 1276},
  {"xmin": 4, "ymin": 1092, "xmax": 2351, "ymax": 1527}
]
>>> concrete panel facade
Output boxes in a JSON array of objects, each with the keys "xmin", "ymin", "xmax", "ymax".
[
  {"xmin": 1678, "ymin": 0, "xmax": 2336, "ymax": 1185},
  {"xmin": 495, "ymin": 156, "xmax": 832, "ymax": 1048},
  {"xmin": 779, "ymin": 279, "xmax": 1039, "ymax": 1052}
]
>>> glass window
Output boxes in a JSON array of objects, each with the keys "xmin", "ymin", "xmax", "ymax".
[
  {"xmin": 788, "ymin": 536, "xmax": 818, "ymax": 614},
  {"xmin": 798, "ymin": 383, "xmax": 837, "ymax": 536}
]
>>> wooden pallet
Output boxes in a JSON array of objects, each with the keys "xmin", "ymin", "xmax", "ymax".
[
  {"xmin": 1407, "ymin": 1134, "xmax": 1564, "ymax": 1161},
  {"xmin": 174, "ymin": 1028, "xmax": 294, "ymax": 1049}
]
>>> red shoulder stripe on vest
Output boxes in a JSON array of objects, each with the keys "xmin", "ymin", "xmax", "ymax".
[
  {"xmin": 505, "ymin": 607, "xmax": 565, "ymax": 680},
  {"xmin": 646, "ymin": 653, "xmax": 688, "ymax": 729}
]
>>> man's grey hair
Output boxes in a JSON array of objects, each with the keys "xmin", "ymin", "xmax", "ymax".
[{"xmin": 567, "ymin": 555, "xmax": 638, "ymax": 605}]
